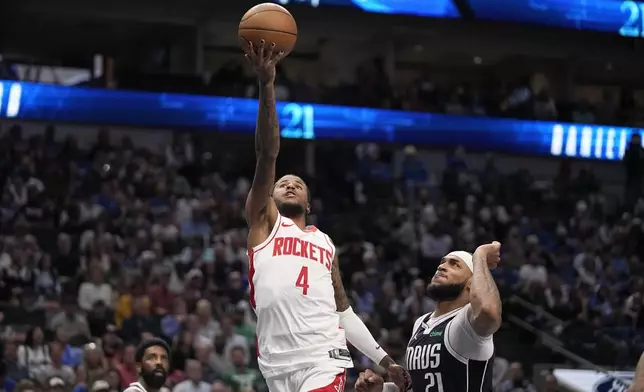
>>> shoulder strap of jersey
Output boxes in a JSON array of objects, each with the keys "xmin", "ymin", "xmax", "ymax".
[{"xmin": 123, "ymin": 382, "xmax": 147, "ymax": 392}]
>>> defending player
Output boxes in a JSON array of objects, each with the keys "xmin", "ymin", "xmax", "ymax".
[
  {"xmin": 242, "ymin": 40, "xmax": 409, "ymax": 392},
  {"xmin": 356, "ymin": 244, "xmax": 502, "ymax": 392},
  {"xmin": 123, "ymin": 338, "xmax": 171, "ymax": 392}
]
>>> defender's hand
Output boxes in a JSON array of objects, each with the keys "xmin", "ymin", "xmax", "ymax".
[
  {"xmin": 474, "ymin": 241, "xmax": 501, "ymax": 269},
  {"xmin": 356, "ymin": 369, "xmax": 384, "ymax": 392},
  {"xmin": 242, "ymin": 40, "xmax": 286, "ymax": 84},
  {"xmin": 387, "ymin": 364, "xmax": 411, "ymax": 391}
]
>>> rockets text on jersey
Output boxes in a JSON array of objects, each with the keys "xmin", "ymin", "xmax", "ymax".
[
  {"xmin": 406, "ymin": 307, "xmax": 494, "ymax": 392},
  {"xmin": 248, "ymin": 214, "xmax": 353, "ymax": 378}
]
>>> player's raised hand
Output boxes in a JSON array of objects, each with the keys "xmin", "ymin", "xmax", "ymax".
[
  {"xmin": 356, "ymin": 369, "xmax": 384, "ymax": 392},
  {"xmin": 242, "ymin": 39, "xmax": 286, "ymax": 84},
  {"xmin": 474, "ymin": 241, "xmax": 501, "ymax": 269},
  {"xmin": 387, "ymin": 364, "xmax": 411, "ymax": 391}
]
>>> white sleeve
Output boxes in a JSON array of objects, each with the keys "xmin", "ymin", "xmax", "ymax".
[{"xmin": 444, "ymin": 304, "xmax": 494, "ymax": 361}]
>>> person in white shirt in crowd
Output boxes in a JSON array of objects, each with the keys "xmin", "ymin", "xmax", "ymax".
[
  {"xmin": 18, "ymin": 327, "xmax": 51, "ymax": 379},
  {"xmin": 518, "ymin": 250, "xmax": 547, "ymax": 289},
  {"xmin": 78, "ymin": 264, "xmax": 113, "ymax": 312},
  {"xmin": 194, "ymin": 299, "xmax": 220, "ymax": 343},
  {"xmin": 172, "ymin": 360, "xmax": 210, "ymax": 392}
]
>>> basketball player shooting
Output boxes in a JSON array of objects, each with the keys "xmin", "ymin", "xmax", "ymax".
[
  {"xmin": 242, "ymin": 40, "xmax": 409, "ymax": 392},
  {"xmin": 355, "ymin": 243, "xmax": 502, "ymax": 392}
]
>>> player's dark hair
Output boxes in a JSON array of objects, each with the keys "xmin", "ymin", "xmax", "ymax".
[{"xmin": 135, "ymin": 338, "xmax": 171, "ymax": 363}]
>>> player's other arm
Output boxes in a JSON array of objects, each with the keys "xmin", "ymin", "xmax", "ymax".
[
  {"xmin": 331, "ymin": 255, "xmax": 389, "ymax": 365},
  {"xmin": 469, "ymin": 241, "xmax": 503, "ymax": 337},
  {"xmin": 243, "ymin": 41, "xmax": 285, "ymax": 233},
  {"xmin": 629, "ymin": 352, "xmax": 644, "ymax": 392},
  {"xmin": 331, "ymin": 256, "xmax": 410, "ymax": 390}
]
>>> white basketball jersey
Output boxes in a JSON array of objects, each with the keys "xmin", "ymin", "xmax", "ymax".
[{"xmin": 248, "ymin": 214, "xmax": 353, "ymax": 377}]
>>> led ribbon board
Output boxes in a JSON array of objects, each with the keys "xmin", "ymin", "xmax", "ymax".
[{"xmin": 0, "ymin": 80, "xmax": 640, "ymax": 161}]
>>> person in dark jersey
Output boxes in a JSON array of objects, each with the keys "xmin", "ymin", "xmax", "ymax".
[{"xmin": 356, "ymin": 242, "xmax": 502, "ymax": 392}]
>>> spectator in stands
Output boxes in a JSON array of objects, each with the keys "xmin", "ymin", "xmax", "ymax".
[
  {"xmin": 209, "ymin": 382, "xmax": 231, "ymax": 392},
  {"xmin": 0, "ymin": 361, "xmax": 16, "ymax": 392},
  {"xmin": 192, "ymin": 341, "xmax": 217, "ymax": 384},
  {"xmin": 82, "ymin": 344, "xmax": 106, "ymax": 388},
  {"xmin": 120, "ymin": 297, "xmax": 158, "ymax": 343},
  {"xmin": 105, "ymin": 369, "xmax": 123, "ymax": 392},
  {"xmin": 172, "ymin": 360, "xmax": 209, "ymax": 392},
  {"xmin": 77, "ymin": 265, "xmax": 113, "ymax": 312},
  {"xmin": 49, "ymin": 299, "xmax": 90, "ymax": 341},
  {"xmin": 498, "ymin": 362, "xmax": 536, "ymax": 392},
  {"xmin": 194, "ymin": 300, "xmax": 219, "ymax": 344},
  {"xmin": 17, "ymin": 327, "xmax": 51, "ymax": 379},
  {"xmin": 45, "ymin": 376, "xmax": 66, "ymax": 392},
  {"xmin": 2, "ymin": 342, "xmax": 28, "ymax": 382},
  {"xmin": 219, "ymin": 347, "xmax": 265, "ymax": 392},
  {"xmin": 37, "ymin": 343, "xmax": 75, "ymax": 385},
  {"xmin": 115, "ymin": 345, "xmax": 137, "ymax": 387}
]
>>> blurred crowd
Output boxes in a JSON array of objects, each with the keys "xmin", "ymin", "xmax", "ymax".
[
  {"xmin": 4, "ymin": 53, "xmax": 644, "ymax": 129},
  {"xmin": 0, "ymin": 120, "xmax": 642, "ymax": 392},
  {"xmin": 112, "ymin": 57, "xmax": 644, "ymax": 129}
]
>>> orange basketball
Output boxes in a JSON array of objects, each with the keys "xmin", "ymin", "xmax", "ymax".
[{"xmin": 238, "ymin": 3, "xmax": 298, "ymax": 56}]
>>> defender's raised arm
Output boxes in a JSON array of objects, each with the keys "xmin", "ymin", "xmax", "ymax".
[{"xmin": 243, "ymin": 40, "xmax": 286, "ymax": 235}]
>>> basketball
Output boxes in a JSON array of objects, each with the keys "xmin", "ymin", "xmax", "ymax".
[{"xmin": 238, "ymin": 3, "xmax": 298, "ymax": 56}]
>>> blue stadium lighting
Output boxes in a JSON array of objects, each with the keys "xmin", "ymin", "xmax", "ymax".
[{"xmin": 0, "ymin": 80, "xmax": 641, "ymax": 161}]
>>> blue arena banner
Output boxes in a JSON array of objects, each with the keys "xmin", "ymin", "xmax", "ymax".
[
  {"xmin": 273, "ymin": 0, "xmax": 461, "ymax": 18},
  {"xmin": 469, "ymin": 0, "xmax": 644, "ymax": 37},
  {"xmin": 0, "ymin": 80, "xmax": 641, "ymax": 161}
]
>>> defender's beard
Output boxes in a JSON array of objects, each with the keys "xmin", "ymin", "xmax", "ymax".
[
  {"xmin": 426, "ymin": 282, "xmax": 467, "ymax": 302},
  {"xmin": 140, "ymin": 367, "xmax": 167, "ymax": 390},
  {"xmin": 277, "ymin": 201, "xmax": 305, "ymax": 218}
]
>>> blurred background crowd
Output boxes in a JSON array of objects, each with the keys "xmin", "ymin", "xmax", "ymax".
[{"xmin": 2, "ymin": 1, "xmax": 644, "ymax": 392}]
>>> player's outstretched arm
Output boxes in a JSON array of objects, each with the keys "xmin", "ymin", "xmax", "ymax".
[
  {"xmin": 469, "ymin": 241, "xmax": 503, "ymax": 336},
  {"xmin": 242, "ymin": 40, "xmax": 286, "ymax": 233},
  {"xmin": 331, "ymin": 255, "xmax": 411, "ymax": 391}
]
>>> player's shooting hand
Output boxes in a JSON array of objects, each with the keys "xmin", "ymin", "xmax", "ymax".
[
  {"xmin": 242, "ymin": 40, "xmax": 286, "ymax": 84},
  {"xmin": 474, "ymin": 241, "xmax": 501, "ymax": 269},
  {"xmin": 387, "ymin": 364, "xmax": 411, "ymax": 391},
  {"xmin": 356, "ymin": 369, "xmax": 384, "ymax": 392}
]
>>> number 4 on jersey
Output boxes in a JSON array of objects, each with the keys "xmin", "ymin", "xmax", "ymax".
[{"xmin": 295, "ymin": 266, "xmax": 309, "ymax": 295}]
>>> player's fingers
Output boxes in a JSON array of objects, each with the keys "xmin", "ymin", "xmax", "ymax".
[
  {"xmin": 258, "ymin": 40, "xmax": 266, "ymax": 61},
  {"xmin": 244, "ymin": 54, "xmax": 252, "ymax": 66},
  {"xmin": 271, "ymin": 50, "xmax": 286, "ymax": 65},
  {"xmin": 245, "ymin": 41, "xmax": 256, "ymax": 58},
  {"xmin": 264, "ymin": 42, "xmax": 275, "ymax": 61}
]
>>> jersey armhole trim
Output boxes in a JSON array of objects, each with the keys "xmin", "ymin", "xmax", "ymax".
[
  {"xmin": 250, "ymin": 214, "xmax": 282, "ymax": 253},
  {"xmin": 443, "ymin": 320, "xmax": 469, "ymax": 364}
]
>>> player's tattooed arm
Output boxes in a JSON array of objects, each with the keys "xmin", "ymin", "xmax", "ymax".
[
  {"xmin": 244, "ymin": 41, "xmax": 282, "ymax": 229},
  {"xmin": 469, "ymin": 242, "xmax": 502, "ymax": 337},
  {"xmin": 331, "ymin": 255, "xmax": 351, "ymax": 312}
]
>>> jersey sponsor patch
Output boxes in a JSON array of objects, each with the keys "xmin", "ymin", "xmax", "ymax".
[{"xmin": 328, "ymin": 349, "xmax": 352, "ymax": 361}]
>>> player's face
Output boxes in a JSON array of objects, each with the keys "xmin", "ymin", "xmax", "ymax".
[
  {"xmin": 138, "ymin": 346, "xmax": 170, "ymax": 389},
  {"xmin": 272, "ymin": 175, "xmax": 309, "ymax": 217},
  {"xmin": 426, "ymin": 256, "xmax": 471, "ymax": 301}
]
